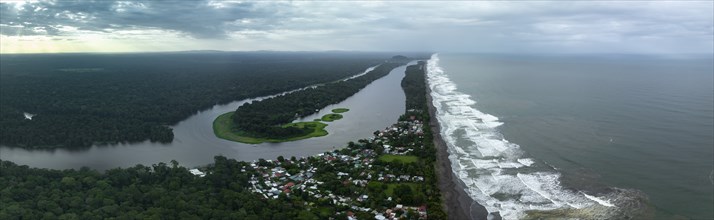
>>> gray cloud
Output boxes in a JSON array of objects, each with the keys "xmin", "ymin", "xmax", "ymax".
[
  {"xmin": 0, "ymin": 0, "xmax": 280, "ymax": 38},
  {"xmin": 0, "ymin": 1, "xmax": 712, "ymax": 53}
]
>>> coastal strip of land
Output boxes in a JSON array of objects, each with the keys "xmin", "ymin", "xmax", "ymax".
[{"xmin": 426, "ymin": 69, "xmax": 489, "ymax": 220}]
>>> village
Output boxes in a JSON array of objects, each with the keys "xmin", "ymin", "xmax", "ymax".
[{"xmin": 191, "ymin": 110, "xmax": 432, "ymax": 219}]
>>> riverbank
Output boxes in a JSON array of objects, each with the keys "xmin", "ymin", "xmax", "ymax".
[{"xmin": 426, "ymin": 79, "xmax": 488, "ymax": 220}]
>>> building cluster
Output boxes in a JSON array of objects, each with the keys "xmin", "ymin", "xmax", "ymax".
[{"xmin": 190, "ymin": 110, "xmax": 432, "ymax": 219}]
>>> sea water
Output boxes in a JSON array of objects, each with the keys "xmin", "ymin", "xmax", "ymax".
[{"xmin": 427, "ymin": 53, "xmax": 713, "ymax": 219}]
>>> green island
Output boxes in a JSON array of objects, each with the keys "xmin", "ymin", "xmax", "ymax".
[
  {"xmin": 213, "ymin": 112, "xmax": 329, "ymax": 144},
  {"xmin": 331, "ymin": 108, "xmax": 350, "ymax": 113},
  {"xmin": 320, "ymin": 113, "xmax": 344, "ymax": 122}
]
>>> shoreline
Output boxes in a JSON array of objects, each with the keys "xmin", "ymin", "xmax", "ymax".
[{"xmin": 426, "ymin": 78, "xmax": 489, "ymax": 220}]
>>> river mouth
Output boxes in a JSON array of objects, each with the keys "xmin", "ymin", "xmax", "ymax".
[{"xmin": 0, "ymin": 63, "xmax": 413, "ymax": 171}]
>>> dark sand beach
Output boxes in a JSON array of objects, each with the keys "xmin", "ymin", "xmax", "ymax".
[{"xmin": 426, "ymin": 84, "xmax": 489, "ymax": 220}]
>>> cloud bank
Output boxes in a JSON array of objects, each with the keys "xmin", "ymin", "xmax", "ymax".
[{"xmin": 1, "ymin": 0, "xmax": 712, "ymax": 53}]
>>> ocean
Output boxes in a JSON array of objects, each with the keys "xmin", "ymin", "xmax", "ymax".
[{"xmin": 427, "ymin": 53, "xmax": 713, "ymax": 219}]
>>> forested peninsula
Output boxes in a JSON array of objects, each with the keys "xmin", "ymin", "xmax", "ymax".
[
  {"xmin": 0, "ymin": 61, "xmax": 448, "ymax": 219},
  {"xmin": 216, "ymin": 58, "xmax": 408, "ymax": 143},
  {"xmin": 0, "ymin": 52, "xmax": 390, "ymax": 149}
]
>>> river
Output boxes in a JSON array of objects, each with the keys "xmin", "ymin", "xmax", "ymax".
[{"xmin": 0, "ymin": 62, "xmax": 412, "ymax": 171}]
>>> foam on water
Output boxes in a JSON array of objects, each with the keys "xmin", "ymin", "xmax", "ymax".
[
  {"xmin": 583, "ymin": 193, "xmax": 615, "ymax": 207},
  {"xmin": 23, "ymin": 112, "xmax": 35, "ymax": 120},
  {"xmin": 517, "ymin": 158, "xmax": 535, "ymax": 167},
  {"xmin": 426, "ymin": 54, "xmax": 627, "ymax": 219}
]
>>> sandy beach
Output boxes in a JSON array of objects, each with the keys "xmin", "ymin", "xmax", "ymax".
[{"xmin": 426, "ymin": 83, "xmax": 489, "ymax": 220}]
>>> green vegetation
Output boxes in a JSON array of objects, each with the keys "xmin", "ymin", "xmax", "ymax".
[
  {"xmin": 231, "ymin": 61, "xmax": 407, "ymax": 139},
  {"xmin": 0, "ymin": 52, "xmax": 390, "ymax": 149},
  {"xmin": 320, "ymin": 113, "xmax": 343, "ymax": 122},
  {"xmin": 331, "ymin": 108, "xmax": 349, "ymax": 113},
  {"xmin": 401, "ymin": 61, "xmax": 429, "ymax": 109},
  {"xmin": 214, "ymin": 108, "xmax": 351, "ymax": 144},
  {"xmin": 0, "ymin": 157, "xmax": 309, "ymax": 219},
  {"xmin": 399, "ymin": 62, "xmax": 447, "ymax": 217},
  {"xmin": 367, "ymin": 182, "xmax": 422, "ymax": 200},
  {"xmin": 213, "ymin": 112, "xmax": 327, "ymax": 144},
  {"xmin": 378, "ymin": 154, "xmax": 418, "ymax": 163}
]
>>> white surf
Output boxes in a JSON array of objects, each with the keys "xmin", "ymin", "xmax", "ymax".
[{"xmin": 425, "ymin": 54, "xmax": 622, "ymax": 219}]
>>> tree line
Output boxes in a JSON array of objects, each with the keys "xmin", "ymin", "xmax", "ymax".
[{"xmin": 0, "ymin": 157, "xmax": 310, "ymax": 220}]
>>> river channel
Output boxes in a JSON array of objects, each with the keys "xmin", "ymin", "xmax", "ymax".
[{"xmin": 0, "ymin": 62, "xmax": 412, "ymax": 171}]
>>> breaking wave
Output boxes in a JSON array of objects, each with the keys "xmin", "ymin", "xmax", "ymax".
[{"xmin": 426, "ymin": 54, "xmax": 646, "ymax": 219}]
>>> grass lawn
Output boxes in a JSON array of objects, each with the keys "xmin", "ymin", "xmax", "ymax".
[
  {"xmin": 378, "ymin": 154, "xmax": 419, "ymax": 163},
  {"xmin": 331, "ymin": 108, "xmax": 350, "ymax": 113},
  {"xmin": 213, "ymin": 112, "xmax": 328, "ymax": 144},
  {"xmin": 368, "ymin": 182, "xmax": 421, "ymax": 197},
  {"xmin": 320, "ymin": 113, "xmax": 343, "ymax": 122},
  {"xmin": 385, "ymin": 183, "xmax": 420, "ymax": 197}
]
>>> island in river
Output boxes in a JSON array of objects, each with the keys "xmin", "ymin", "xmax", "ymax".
[
  {"xmin": 212, "ymin": 108, "xmax": 352, "ymax": 146},
  {"xmin": 213, "ymin": 111, "xmax": 329, "ymax": 144},
  {"xmin": 331, "ymin": 108, "xmax": 350, "ymax": 113}
]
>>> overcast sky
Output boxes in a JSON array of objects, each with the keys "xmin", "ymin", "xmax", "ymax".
[{"xmin": 1, "ymin": 0, "xmax": 712, "ymax": 54}]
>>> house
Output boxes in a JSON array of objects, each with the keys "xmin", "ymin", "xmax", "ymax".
[
  {"xmin": 189, "ymin": 169, "xmax": 206, "ymax": 177},
  {"xmin": 375, "ymin": 214, "xmax": 387, "ymax": 220},
  {"xmin": 283, "ymin": 182, "xmax": 295, "ymax": 190},
  {"xmin": 419, "ymin": 205, "xmax": 427, "ymax": 215},
  {"xmin": 289, "ymin": 175, "xmax": 304, "ymax": 182}
]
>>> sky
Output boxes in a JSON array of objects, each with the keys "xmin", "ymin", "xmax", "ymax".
[{"xmin": 0, "ymin": 0, "xmax": 712, "ymax": 54}]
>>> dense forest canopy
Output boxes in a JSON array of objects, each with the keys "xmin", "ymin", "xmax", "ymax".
[
  {"xmin": 402, "ymin": 61, "xmax": 428, "ymax": 110},
  {"xmin": 0, "ymin": 52, "xmax": 414, "ymax": 149}
]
